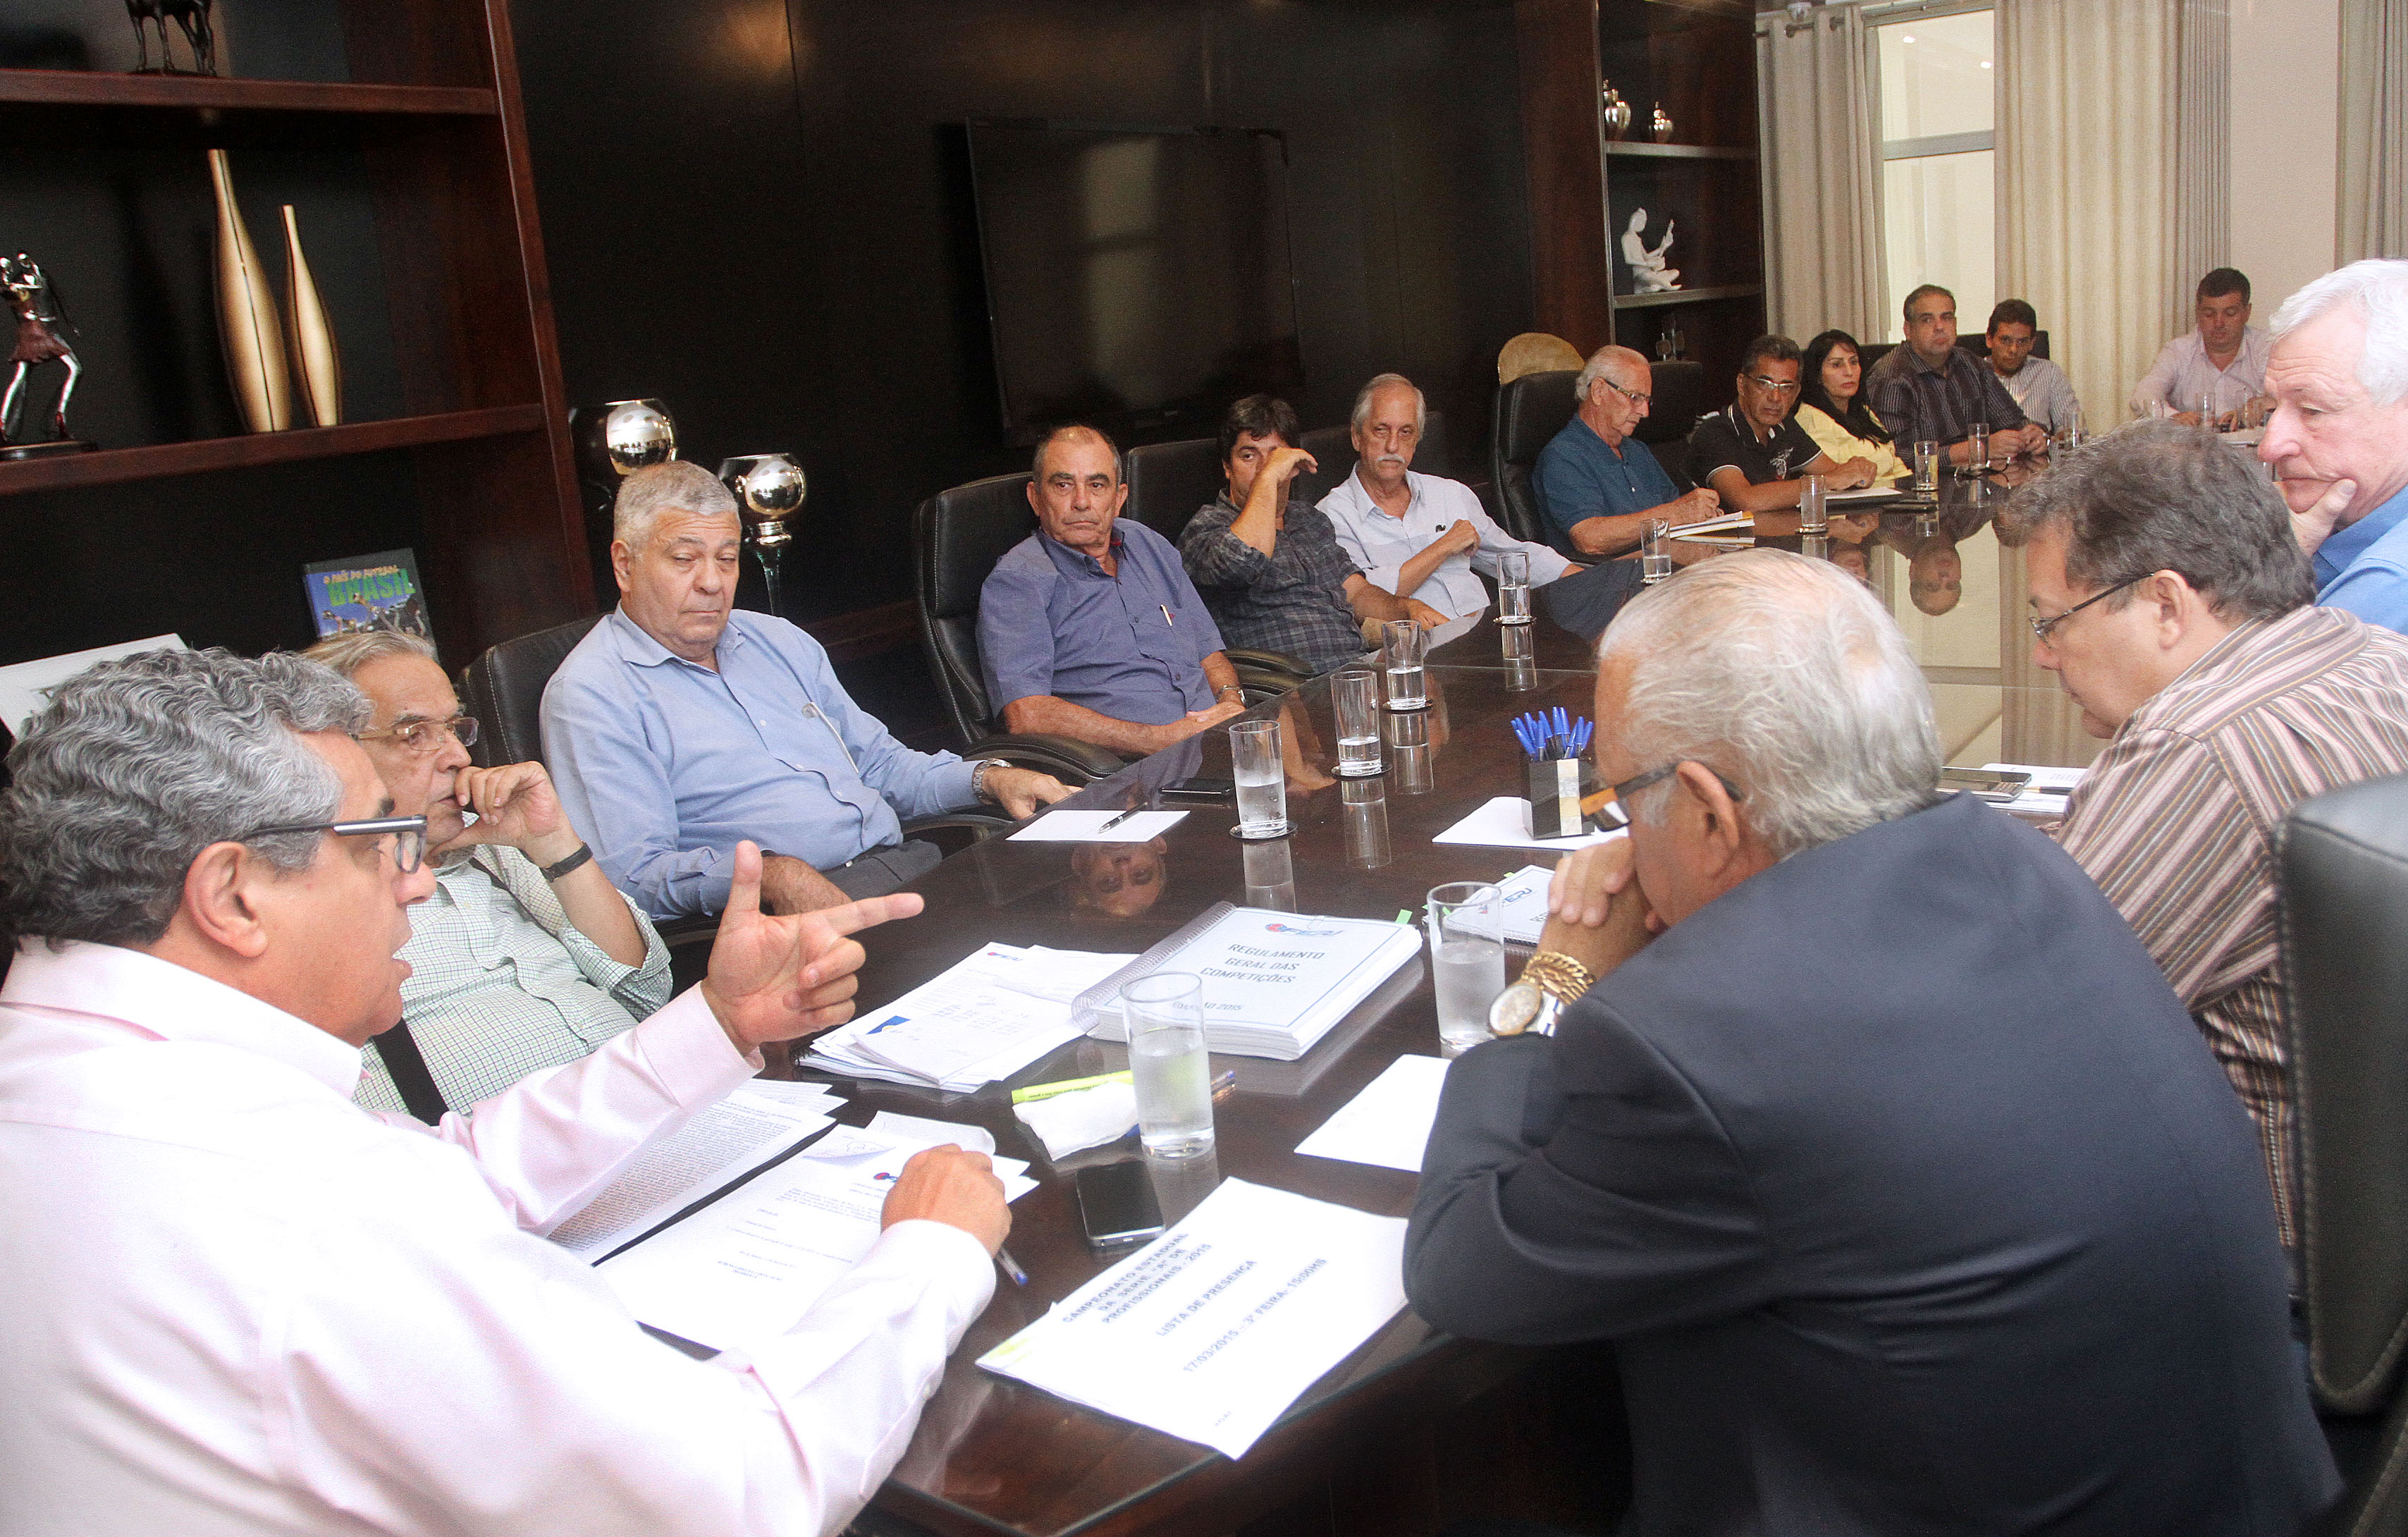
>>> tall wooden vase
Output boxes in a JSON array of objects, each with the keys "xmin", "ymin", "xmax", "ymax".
[
  {"xmin": 207, "ymin": 149, "xmax": 292, "ymax": 434},
  {"xmin": 281, "ymin": 205, "xmax": 342, "ymax": 427}
]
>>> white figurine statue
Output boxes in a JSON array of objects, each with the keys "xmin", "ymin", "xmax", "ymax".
[{"xmin": 1621, "ymin": 208, "xmax": 1681, "ymax": 293}]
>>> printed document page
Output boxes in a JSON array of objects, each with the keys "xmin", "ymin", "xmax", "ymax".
[
  {"xmin": 548, "ymin": 1085, "xmax": 842, "ymax": 1259},
  {"xmin": 595, "ymin": 1116, "xmax": 1032, "ymax": 1353},
  {"xmin": 1294, "ymin": 1055, "xmax": 1451, "ymax": 1173},
  {"xmin": 1007, "ymin": 809, "xmax": 1188, "ymax": 842},
  {"xmin": 978, "ymin": 1179, "xmax": 1408, "ymax": 1458},
  {"xmin": 805, "ymin": 943, "xmax": 1131, "ymax": 1089},
  {"xmin": 1433, "ymin": 796, "xmax": 1626, "ymax": 851}
]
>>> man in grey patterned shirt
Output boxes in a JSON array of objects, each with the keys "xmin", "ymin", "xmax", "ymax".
[{"xmin": 305, "ymin": 630, "xmax": 672, "ymax": 1115}]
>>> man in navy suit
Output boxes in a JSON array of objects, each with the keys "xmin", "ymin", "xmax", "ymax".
[{"xmin": 1406, "ymin": 550, "xmax": 2336, "ymax": 1534}]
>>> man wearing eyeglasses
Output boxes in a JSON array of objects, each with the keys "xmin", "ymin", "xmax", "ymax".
[
  {"xmin": 1534, "ymin": 344, "xmax": 1722, "ymax": 561},
  {"xmin": 1865, "ymin": 285, "xmax": 2047, "ymax": 466},
  {"xmin": 0, "ymin": 647, "xmax": 1009, "ymax": 1537},
  {"xmin": 2000, "ymin": 420, "xmax": 2408, "ymax": 1259},
  {"xmin": 303, "ymin": 630, "xmax": 670, "ymax": 1116},
  {"xmin": 1406, "ymin": 549, "xmax": 2337, "ymax": 1533},
  {"xmin": 1687, "ymin": 333, "xmax": 1881, "ymax": 517}
]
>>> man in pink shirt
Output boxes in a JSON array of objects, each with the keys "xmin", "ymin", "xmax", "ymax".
[{"xmin": 0, "ymin": 647, "xmax": 1007, "ymax": 1537}]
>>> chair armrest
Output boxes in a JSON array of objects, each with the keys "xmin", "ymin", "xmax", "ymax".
[
  {"xmin": 901, "ymin": 811, "xmax": 1017, "ymax": 843},
  {"xmin": 1224, "ymin": 647, "xmax": 1315, "ymax": 680},
  {"xmin": 965, "ymin": 733, "xmax": 1131, "ymax": 783},
  {"xmin": 654, "ymin": 914, "xmax": 720, "ymax": 950}
]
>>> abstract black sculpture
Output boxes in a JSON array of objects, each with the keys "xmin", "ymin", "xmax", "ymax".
[{"xmin": 126, "ymin": 0, "xmax": 219, "ymax": 75}]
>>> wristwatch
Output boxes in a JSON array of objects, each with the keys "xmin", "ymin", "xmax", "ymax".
[
  {"xmin": 969, "ymin": 759, "xmax": 1010, "ymax": 804},
  {"xmin": 1489, "ymin": 950, "xmax": 1597, "ymax": 1038}
]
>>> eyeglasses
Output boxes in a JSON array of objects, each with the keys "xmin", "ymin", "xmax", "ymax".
[
  {"xmin": 1744, "ymin": 376, "xmax": 1802, "ymax": 396},
  {"xmin": 1597, "ymin": 378, "xmax": 1652, "ymax": 408},
  {"xmin": 355, "ymin": 714, "xmax": 479, "ymax": 755},
  {"xmin": 2029, "ymin": 573, "xmax": 2149, "ymax": 642},
  {"xmin": 1609, "ymin": 761, "xmax": 1747, "ymax": 807},
  {"xmin": 238, "ymin": 814, "xmax": 429, "ymax": 873}
]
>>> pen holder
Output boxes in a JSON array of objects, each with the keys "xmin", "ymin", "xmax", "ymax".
[{"xmin": 1527, "ymin": 755, "xmax": 1601, "ymax": 840}]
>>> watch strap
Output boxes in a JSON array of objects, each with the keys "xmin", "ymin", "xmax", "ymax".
[
  {"xmin": 539, "ymin": 843, "xmax": 594, "ymax": 882},
  {"xmin": 1519, "ymin": 950, "xmax": 1597, "ymax": 1007}
]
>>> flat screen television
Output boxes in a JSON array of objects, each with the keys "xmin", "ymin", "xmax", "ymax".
[{"xmin": 965, "ymin": 121, "xmax": 1303, "ymax": 445}]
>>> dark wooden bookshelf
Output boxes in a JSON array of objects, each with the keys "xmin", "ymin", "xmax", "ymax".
[
  {"xmin": 0, "ymin": 0, "xmax": 589, "ymax": 671},
  {"xmin": 1604, "ymin": 140, "xmax": 1755, "ymax": 161},
  {"xmin": 1611, "ymin": 283, "xmax": 1764, "ymax": 311}
]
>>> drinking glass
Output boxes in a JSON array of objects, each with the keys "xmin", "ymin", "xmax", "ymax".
[
  {"xmin": 1382, "ymin": 619, "xmax": 1428, "ymax": 710},
  {"xmin": 1385, "ymin": 707, "xmax": 1434, "ymax": 795},
  {"xmin": 1640, "ymin": 518, "xmax": 1673, "ymax": 584},
  {"xmin": 1426, "ymin": 882, "xmax": 1505, "ymax": 1055},
  {"xmin": 1501, "ymin": 622, "xmax": 1537, "ymax": 692},
  {"xmin": 1332, "ymin": 667, "xmax": 1383, "ymax": 778},
  {"xmin": 1798, "ymin": 474, "xmax": 1827, "ymax": 534},
  {"xmin": 1497, "ymin": 551, "xmax": 1533, "ymax": 625},
  {"xmin": 1800, "ymin": 532, "xmax": 1830, "ymax": 561},
  {"xmin": 1229, "ymin": 718, "xmax": 1288, "ymax": 838},
  {"xmin": 1913, "ymin": 440, "xmax": 1941, "ymax": 494},
  {"xmin": 1341, "ymin": 776, "xmax": 1392, "ymax": 869},
  {"xmin": 1964, "ymin": 423, "xmax": 1990, "ymax": 475},
  {"xmin": 1242, "ymin": 838, "xmax": 1296, "ymax": 912},
  {"xmin": 1122, "ymin": 972, "xmax": 1214, "ymax": 1158},
  {"xmin": 2199, "ymin": 381, "xmax": 2225, "ymax": 432}
]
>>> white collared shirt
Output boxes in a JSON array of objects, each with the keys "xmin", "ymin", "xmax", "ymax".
[
  {"xmin": 0, "ymin": 939, "xmax": 993, "ymax": 1537},
  {"xmin": 2128, "ymin": 324, "xmax": 2273, "ymax": 416},
  {"xmin": 1317, "ymin": 467, "xmax": 1574, "ymax": 618}
]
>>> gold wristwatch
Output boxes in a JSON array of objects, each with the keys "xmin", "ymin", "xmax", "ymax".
[{"xmin": 1488, "ymin": 951, "xmax": 1597, "ymax": 1037}]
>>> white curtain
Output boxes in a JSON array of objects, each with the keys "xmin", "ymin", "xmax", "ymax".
[
  {"xmin": 1997, "ymin": 0, "xmax": 2179, "ymax": 427},
  {"xmin": 2338, "ymin": 0, "xmax": 2408, "ymax": 261},
  {"xmin": 2174, "ymin": 0, "xmax": 2229, "ymax": 281},
  {"xmin": 1757, "ymin": 6, "xmax": 1886, "ymax": 344}
]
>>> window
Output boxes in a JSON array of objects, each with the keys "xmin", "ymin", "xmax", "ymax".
[{"xmin": 1874, "ymin": 8, "xmax": 1995, "ymax": 343}]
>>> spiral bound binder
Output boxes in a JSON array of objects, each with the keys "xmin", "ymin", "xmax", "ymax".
[{"xmin": 1072, "ymin": 900, "xmax": 1235, "ymax": 1038}]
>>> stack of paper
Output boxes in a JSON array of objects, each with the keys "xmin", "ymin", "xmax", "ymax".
[
  {"xmin": 1982, "ymin": 761, "xmax": 2088, "ymax": 818},
  {"xmin": 1667, "ymin": 510, "xmax": 1754, "ymax": 540},
  {"xmin": 804, "ymin": 943, "xmax": 1134, "ymax": 1090},
  {"xmin": 1075, "ymin": 905, "xmax": 1423, "ymax": 1061},
  {"xmin": 1827, "ymin": 484, "xmax": 1903, "ymax": 504},
  {"xmin": 549, "ymin": 1082, "xmax": 845, "ymax": 1260},
  {"xmin": 596, "ymin": 1112, "xmax": 1038, "ymax": 1354},
  {"xmin": 978, "ymin": 1180, "xmax": 1408, "ymax": 1458}
]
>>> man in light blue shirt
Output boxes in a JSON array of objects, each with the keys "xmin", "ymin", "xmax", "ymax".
[
  {"xmin": 2260, "ymin": 259, "xmax": 2408, "ymax": 633},
  {"xmin": 978, "ymin": 425, "xmax": 1246, "ymax": 756},
  {"xmin": 1534, "ymin": 345, "xmax": 1721, "ymax": 561},
  {"xmin": 545, "ymin": 462, "xmax": 1071, "ymax": 919}
]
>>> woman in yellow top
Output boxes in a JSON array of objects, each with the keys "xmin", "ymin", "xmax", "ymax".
[{"xmin": 1794, "ymin": 330, "xmax": 1910, "ymax": 485}]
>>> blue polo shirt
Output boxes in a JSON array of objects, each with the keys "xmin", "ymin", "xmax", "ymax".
[
  {"xmin": 2315, "ymin": 483, "xmax": 2408, "ymax": 635},
  {"xmin": 978, "ymin": 518, "xmax": 1224, "ymax": 725},
  {"xmin": 1534, "ymin": 417, "xmax": 1681, "ymax": 559}
]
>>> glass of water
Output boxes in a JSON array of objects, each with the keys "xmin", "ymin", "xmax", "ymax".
[
  {"xmin": 1122, "ymin": 972, "xmax": 1214, "ymax": 1158},
  {"xmin": 1332, "ymin": 667, "xmax": 1383, "ymax": 778},
  {"xmin": 1426, "ymin": 881, "xmax": 1505, "ymax": 1055},
  {"xmin": 1640, "ymin": 518, "xmax": 1673, "ymax": 584},
  {"xmin": 1798, "ymin": 474, "xmax": 1827, "ymax": 534},
  {"xmin": 1497, "ymin": 550, "xmax": 1533, "ymax": 625},
  {"xmin": 1229, "ymin": 718, "xmax": 1288, "ymax": 838},
  {"xmin": 1964, "ymin": 423, "xmax": 1989, "ymax": 475},
  {"xmin": 1502, "ymin": 621, "xmax": 1537, "ymax": 691},
  {"xmin": 1913, "ymin": 440, "xmax": 1941, "ymax": 494},
  {"xmin": 1382, "ymin": 619, "xmax": 1428, "ymax": 710}
]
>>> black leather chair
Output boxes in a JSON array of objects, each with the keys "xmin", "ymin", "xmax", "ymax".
[
  {"xmin": 913, "ymin": 474, "xmax": 1311, "ymax": 760},
  {"xmin": 2280, "ymin": 772, "xmax": 2408, "ymax": 1534},
  {"xmin": 1124, "ymin": 436, "xmax": 1224, "ymax": 544},
  {"xmin": 1490, "ymin": 368, "xmax": 1579, "ymax": 546},
  {"xmin": 1633, "ymin": 359, "xmax": 1704, "ymax": 491}
]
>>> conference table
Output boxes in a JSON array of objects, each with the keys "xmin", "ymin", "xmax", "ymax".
[{"xmin": 797, "ymin": 480, "xmax": 2094, "ymax": 1537}]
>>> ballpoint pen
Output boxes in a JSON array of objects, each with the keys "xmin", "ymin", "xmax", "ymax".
[
  {"xmin": 1095, "ymin": 804, "xmax": 1141, "ymax": 833},
  {"xmin": 995, "ymin": 1247, "xmax": 1028, "ymax": 1285}
]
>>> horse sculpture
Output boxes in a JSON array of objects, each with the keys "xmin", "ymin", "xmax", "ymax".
[
  {"xmin": 125, "ymin": 0, "xmax": 219, "ymax": 75},
  {"xmin": 4, "ymin": 255, "xmax": 85, "ymax": 451}
]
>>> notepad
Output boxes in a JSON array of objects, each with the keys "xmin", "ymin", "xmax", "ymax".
[
  {"xmin": 1007, "ymin": 809, "xmax": 1189, "ymax": 842},
  {"xmin": 1073, "ymin": 903, "xmax": 1423, "ymax": 1061},
  {"xmin": 1295, "ymin": 1055, "xmax": 1451, "ymax": 1172},
  {"xmin": 1432, "ymin": 796, "xmax": 1628, "ymax": 850},
  {"xmin": 803, "ymin": 943, "xmax": 1134, "ymax": 1090}
]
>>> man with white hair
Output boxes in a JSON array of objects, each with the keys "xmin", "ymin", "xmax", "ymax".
[
  {"xmin": 546, "ymin": 461, "xmax": 1072, "ymax": 920},
  {"xmin": 1532, "ymin": 344, "xmax": 1720, "ymax": 560},
  {"xmin": 2259, "ymin": 257, "xmax": 2408, "ymax": 632},
  {"xmin": 0, "ymin": 647, "xmax": 1007, "ymax": 1536},
  {"xmin": 1318, "ymin": 373, "xmax": 1650, "ymax": 637},
  {"xmin": 1406, "ymin": 551, "xmax": 2335, "ymax": 1533}
]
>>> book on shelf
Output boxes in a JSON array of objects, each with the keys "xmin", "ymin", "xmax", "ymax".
[{"xmin": 302, "ymin": 548, "xmax": 430, "ymax": 642}]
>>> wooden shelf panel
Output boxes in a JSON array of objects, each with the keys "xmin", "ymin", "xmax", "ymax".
[
  {"xmin": 1611, "ymin": 283, "xmax": 1764, "ymax": 312},
  {"xmin": 1604, "ymin": 141, "xmax": 1755, "ymax": 161},
  {"xmin": 0, "ymin": 70, "xmax": 498, "ymax": 116},
  {"xmin": 0, "ymin": 406, "xmax": 547, "ymax": 495}
]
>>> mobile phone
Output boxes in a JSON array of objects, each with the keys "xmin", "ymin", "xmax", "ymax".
[
  {"xmin": 1075, "ymin": 1161, "xmax": 1165, "ymax": 1250},
  {"xmin": 1939, "ymin": 767, "xmax": 2032, "ymax": 802},
  {"xmin": 1160, "ymin": 776, "xmax": 1236, "ymax": 803}
]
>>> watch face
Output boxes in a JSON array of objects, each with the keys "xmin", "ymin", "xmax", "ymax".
[{"xmin": 1489, "ymin": 981, "xmax": 1544, "ymax": 1036}]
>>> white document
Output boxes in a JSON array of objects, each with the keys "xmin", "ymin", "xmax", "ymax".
[
  {"xmin": 548, "ymin": 1087, "xmax": 841, "ymax": 1259},
  {"xmin": 1294, "ymin": 1055, "xmax": 1451, "ymax": 1173},
  {"xmin": 1826, "ymin": 484, "xmax": 1904, "ymax": 504},
  {"xmin": 1008, "ymin": 809, "xmax": 1190, "ymax": 842},
  {"xmin": 803, "ymin": 943, "xmax": 1133, "ymax": 1090},
  {"xmin": 979, "ymin": 1179, "xmax": 1408, "ymax": 1459},
  {"xmin": 1982, "ymin": 761, "xmax": 2088, "ymax": 817},
  {"xmin": 1485, "ymin": 864, "xmax": 1554, "ymax": 945},
  {"xmin": 0, "ymin": 634, "xmax": 186, "ymax": 738},
  {"xmin": 1080, "ymin": 907, "xmax": 1423, "ymax": 1060},
  {"xmin": 1666, "ymin": 510, "xmax": 1754, "ymax": 539},
  {"xmin": 1434, "ymin": 795, "xmax": 1628, "ymax": 851},
  {"xmin": 596, "ymin": 1117, "xmax": 1031, "ymax": 1353}
]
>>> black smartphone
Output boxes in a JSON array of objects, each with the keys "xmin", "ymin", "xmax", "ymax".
[
  {"xmin": 1160, "ymin": 776, "xmax": 1236, "ymax": 803},
  {"xmin": 1075, "ymin": 1161, "xmax": 1165, "ymax": 1249}
]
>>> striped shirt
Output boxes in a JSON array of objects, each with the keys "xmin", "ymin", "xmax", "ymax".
[
  {"xmin": 2054, "ymin": 606, "xmax": 2408, "ymax": 1249},
  {"xmin": 355, "ymin": 844, "xmax": 672, "ymax": 1115}
]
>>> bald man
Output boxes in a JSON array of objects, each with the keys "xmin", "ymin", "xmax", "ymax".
[{"xmin": 1533, "ymin": 345, "xmax": 1721, "ymax": 561}]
